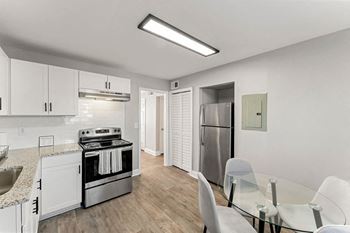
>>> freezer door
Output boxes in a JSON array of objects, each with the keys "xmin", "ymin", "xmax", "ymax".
[
  {"xmin": 200, "ymin": 126, "xmax": 232, "ymax": 185},
  {"xmin": 201, "ymin": 103, "xmax": 232, "ymax": 127}
]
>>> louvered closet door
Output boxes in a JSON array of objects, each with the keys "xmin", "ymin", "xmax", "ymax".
[
  {"xmin": 171, "ymin": 93, "xmax": 183, "ymax": 168},
  {"xmin": 171, "ymin": 90, "xmax": 192, "ymax": 172},
  {"xmin": 181, "ymin": 92, "xmax": 192, "ymax": 172}
]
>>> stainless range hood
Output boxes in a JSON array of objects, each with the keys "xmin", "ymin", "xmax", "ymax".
[{"xmin": 79, "ymin": 89, "xmax": 130, "ymax": 102}]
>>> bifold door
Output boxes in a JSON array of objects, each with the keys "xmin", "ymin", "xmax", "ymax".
[{"xmin": 170, "ymin": 89, "xmax": 192, "ymax": 172}]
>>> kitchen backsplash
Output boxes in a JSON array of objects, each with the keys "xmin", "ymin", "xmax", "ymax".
[{"xmin": 0, "ymin": 99, "xmax": 125, "ymax": 149}]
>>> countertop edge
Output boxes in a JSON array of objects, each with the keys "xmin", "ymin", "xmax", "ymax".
[{"xmin": 0, "ymin": 143, "xmax": 83, "ymax": 209}]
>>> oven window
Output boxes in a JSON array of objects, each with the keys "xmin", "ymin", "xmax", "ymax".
[{"xmin": 84, "ymin": 149, "xmax": 132, "ymax": 183}]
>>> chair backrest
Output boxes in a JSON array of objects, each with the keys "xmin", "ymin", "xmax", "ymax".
[
  {"xmin": 314, "ymin": 225, "xmax": 350, "ymax": 233},
  {"xmin": 313, "ymin": 176, "xmax": 350, "ymax": 223},
  {"xmin": 198, "ymin": 173, "xmax": 221, "ymax": 233},
  {"xmin": 223, "ymin": 158, "xmax": 257, "ymax": 197}
]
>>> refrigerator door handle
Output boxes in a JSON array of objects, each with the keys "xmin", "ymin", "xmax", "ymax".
[
  {"xmin": 201, "ymin": 127, "xmax": 205, "ymax": 145},
  {"xmin": 200, "ymin": 105, "xmax": 205, "ymax": 125}
]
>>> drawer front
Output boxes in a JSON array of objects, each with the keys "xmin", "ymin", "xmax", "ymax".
[{"xmin": 42, "ymin": 152, "xmax": 82, "ymax": 168}]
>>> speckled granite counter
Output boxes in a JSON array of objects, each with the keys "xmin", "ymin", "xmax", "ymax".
[{"xmin": 0, "ymin": 143, "xmax": 82, "ymax": 209}]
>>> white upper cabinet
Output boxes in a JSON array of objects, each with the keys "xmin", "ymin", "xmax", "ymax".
[
  {"xmin": 108, "ymin": 75, "xmax": 131, "ymax": 94},
  {"xmin": 10, "ymin": 59, "xmax": 79, "ymax": 116},
  {"xmin": 0, "ymin": 47, "xmax": 9, "ymax": 115},
  {"xmin": 79, "ymin": 71, "xmax": 131, "ymax": 94},
  {"xmin": 11, "ymin": 59, "xmax": 48, "ymax": 115},
  {"xmin": 48, "ymin": 66, "xmax": 78, "ymax": 115},
  {"xmin": 79, "ymin": 71, "xmax": 108, "ymax": 91}
]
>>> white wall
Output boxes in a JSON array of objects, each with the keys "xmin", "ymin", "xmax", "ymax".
[
  {"xmin": 175, "ymin": 29, "xmax": 350, "ymax": 189},
  {"xmin": 157, "ymin": 96, "xmax": 164, "ymax": 154},
  {"xmin": 145, "ymin": 95, "xmax": 157, "ymax": 154},
  {"xmin": 140, "ymin": 97, "xmax": 146, "ymax": 150},
  {"xmin": 0, "ymin": 99, "xmax": 125, "ymax": 149},
  {"xmin": 0, "ymin": 46, "xmax": 169, "ymax": 170}
]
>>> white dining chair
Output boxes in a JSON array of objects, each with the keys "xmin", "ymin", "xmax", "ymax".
[
  {"xmin": 223, "ymin": 158, "xmax": 278, "ymax": 228},
  {"xmin": 223, "ymin": 158, "xmax": 258, "ymax": 198},
  {"xmin": 314, "ymin": 225, "xmax": 350, "ymax": 233},
  {"xmin": 197, "ymin": 172, "xmax": 256, "ymax": 233},
  {"xmin": 278, "ymin": 176, "xmax": 350, "ymax": 232}
]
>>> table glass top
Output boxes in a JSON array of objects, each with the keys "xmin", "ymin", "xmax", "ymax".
[{"xmin": 221, "ymin": 171, "xmax": 346, "ymax": 232}]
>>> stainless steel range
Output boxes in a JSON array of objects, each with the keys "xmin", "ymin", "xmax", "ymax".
[{"xmin": 79, "ymin": 127, "xmax": 133, "ymax": 208}]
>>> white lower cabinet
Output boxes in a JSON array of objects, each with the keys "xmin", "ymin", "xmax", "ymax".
[
  {"xmin": 41, "ymin": 152, "xmax": 82, "ymax": 219},
  {"xmin": 0, "ymin": 152, "xmax": 82, "ymax": 232},
  {"xmin": 22, "ymin": 164, "xmax": 41, "ymax": 233},
  {"xmin": 0, "ymin": 205, "xmax": 21, "ymax": 232},
  {"xmin": 0, "ymin": 162, "xmax": 41, "ymax": 233}
]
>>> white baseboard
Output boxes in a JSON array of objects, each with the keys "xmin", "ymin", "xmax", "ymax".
[
  {"xmin": 40, "ymin": 203, "xmax": 81, "ymax": 221},
  {"xmin": 132, "ymin": 169, "xmax": 141, "ymax": 176},
  {"xmin": 189, "ymin": 170, "xmax": 199, "ymax": 179},
  {"xmin": 144, "ymin": 148, "xmax": 162, "ymax": 156}
]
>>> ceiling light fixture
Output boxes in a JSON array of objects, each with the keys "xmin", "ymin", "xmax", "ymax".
[{"xmin": 138, "ymin": 14, "xmax": 219, "ymax": 57}]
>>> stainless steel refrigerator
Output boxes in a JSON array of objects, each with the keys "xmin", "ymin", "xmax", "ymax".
[{"xmin": 200, "ymin": 102, "xmax": 234, "ymax": 186}]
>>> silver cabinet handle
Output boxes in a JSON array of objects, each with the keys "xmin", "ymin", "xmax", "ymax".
[
  {"xmin": 0, "ymin": 97, "xmax": 2, "ymax": 110},
  {"xmin": 108, "ymin": 82, "xmax": 111, "ymax": 89},
  {"xmin": 44, "ymin": 103, "xmax": 47, "ymax": 112},
  {"xmin": 105, "ymin": 81, "xmax": 108, "ymax": 89},
  {"xmin": 49, "ymin": 102, "xmax": 52, "ymax": 112}
]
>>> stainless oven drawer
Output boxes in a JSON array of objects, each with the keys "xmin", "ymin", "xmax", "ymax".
[
  {"xmin": 84, "ymin": 177, "xmax": 132, "ymax": 208},
  {"xmin": 85, "ymin": 171, "xmax": 132, "ymax": 189}
]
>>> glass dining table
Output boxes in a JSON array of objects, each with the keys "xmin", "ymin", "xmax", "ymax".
[{"xmin": 221, "ymin": 171, "xmax": 346, "ymax": 233}]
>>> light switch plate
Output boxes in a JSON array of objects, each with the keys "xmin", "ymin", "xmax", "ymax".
[
  {"xmin": 134, "ymin": 122, "xmax": 139, "ymax": 129},
  {"xmin": 39, "ymin": 135, "xmax": 54, "ymax": 147}
]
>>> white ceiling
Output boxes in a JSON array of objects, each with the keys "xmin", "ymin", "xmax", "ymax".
[{"xmin": 0, "ymin": 0, "xmax": 350, "ymax": 80}]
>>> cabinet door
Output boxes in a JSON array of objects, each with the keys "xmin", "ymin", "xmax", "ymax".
[
  {"xmin": 0, "ymin": 47, "xmax": 9, "ymax": 115},
  {"xmin": 48, "ymin": 66, "xmax": 78, "ymax": 115},
  {"xmin": 0, "ymin": 205, "xmax": 21, "ymax": 233},
  {"xmin": 41, "ymin": 160, "xmax": 81, "ymax": 216},
  {"xmin": 11, "ymin": 59, "xmax": 48, "ymax": 115},
  {"xmin": 22, "ymin": 187, "xmax": 39, "ymax": 233},
  {"xmin": 107, "ymin": 75, "xmax": 130, "ymax": 93},
  {"xmin": 22, "ymin": 163, "xmax": 41, "ymax": 233},
  {"xmin": 79, "ymin": 71, "xmax": 107, "ymax": 91}
]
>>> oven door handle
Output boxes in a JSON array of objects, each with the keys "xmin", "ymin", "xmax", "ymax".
[
  {"xmin": 85, "ymin": 151, "xmax": 100, "ymax": 158},
  {"xmin": 85, "ymin": 146, "xmax": 132, "ymax": 157},
  {"xmin": 120, "ymin": 146, "xmax": 133, "ymax": 152}
]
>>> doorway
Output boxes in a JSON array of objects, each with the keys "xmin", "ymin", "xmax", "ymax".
[{"xmin": 139, "ymin": 88, "xmax": 169, "ymax": 174}]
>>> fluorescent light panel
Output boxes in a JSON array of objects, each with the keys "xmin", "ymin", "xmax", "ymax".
[{"xmin": 138, "ymin": 14, "xmax": 219, "ymax": 57}]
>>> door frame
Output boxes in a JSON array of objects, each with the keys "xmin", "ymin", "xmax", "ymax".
[
  {"xmin": 169, "ymin": 87, "xmax": 193, "ymax": 170},
  {"xmin": 138, "ymin": 87, "xmax": 170, "ymax": 174}
]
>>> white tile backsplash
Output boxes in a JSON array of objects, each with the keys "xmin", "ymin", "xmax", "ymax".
[{"xmin": 0, "ymin": 99, "xmax": 125, "ymax": 149}]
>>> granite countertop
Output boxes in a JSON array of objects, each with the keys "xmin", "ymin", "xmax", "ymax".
[{"xmin": 0, "ymin": 143, "xmax": 82, "ymax": 209}]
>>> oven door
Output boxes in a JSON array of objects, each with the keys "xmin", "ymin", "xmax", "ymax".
[{"xmin": 83, "ymin": 146, "xmax": 132, "ymax": 188}]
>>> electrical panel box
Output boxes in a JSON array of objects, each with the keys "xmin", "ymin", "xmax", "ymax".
[{"xmin": 242, "ymin": 93, "xmax": 267, "ymax": 131}]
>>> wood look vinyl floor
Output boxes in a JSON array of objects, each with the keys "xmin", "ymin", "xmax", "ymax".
[{"xmin": 39, "ymin": 151, "xmax": 291, "ymax": 233}]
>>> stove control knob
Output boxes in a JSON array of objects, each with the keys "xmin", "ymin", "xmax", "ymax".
[
  {"xmin": 114, "ymin": 129, "xmax": 117, "ymax": 133},
  {"xmin": 86, "ymin": 131, "xmax": 90, "ymax": 134},
  {"xmin": 81, "ymin": 131, "xmax": 85, "ymax": 135}
]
